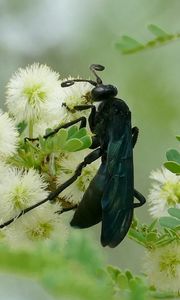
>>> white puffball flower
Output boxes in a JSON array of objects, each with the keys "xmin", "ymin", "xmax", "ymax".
[
  {"xmin": 56, "ymin": 150, "xmax": 100, "ymax": 204},
  {"xmin": 4, "ymin": 202, "xmax": 68, "ymax": 249},
  {"xmin": 60, "ymin": 77, "xmax": 93, "ymax": 123},
  {"xmin": 148, "ymin": 167, "xmax": 180, "ymax": 218},
  {"xmin": 6, "ymin": 63, "xmax": 62, "ymax": 124},
  {"xmin": 0, "ymin": 110, "xmax": 19, "ymax": 158},
  {"xmin": 0, "ymin": 166, "xmax": 49, "ymax": 222},
  {"xmin": 143, "ymin": 242, "xmax": 180, "ymax": 293}
]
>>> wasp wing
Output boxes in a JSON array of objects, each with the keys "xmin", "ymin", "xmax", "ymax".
[
  {"xmin": 101, "ymin": 122, "xmax": 134, "ymax": 248},
  {"xmin": 70, "ymin": 163, "xmax": 107, "ymax": 228}
]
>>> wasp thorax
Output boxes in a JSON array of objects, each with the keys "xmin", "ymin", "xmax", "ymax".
[{"xmin": 91, "ymin": 84, "xmax": 118, "ymax": 102}]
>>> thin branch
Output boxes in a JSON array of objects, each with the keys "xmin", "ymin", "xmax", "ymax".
[{"xmin": 116, "ymin": 24, "xmax": 180, "ymax": 55}]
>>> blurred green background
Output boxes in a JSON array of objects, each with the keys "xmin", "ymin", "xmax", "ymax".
[{"xmin": 0, "ymin": 0, "xmax": 180, "ymax": 298}]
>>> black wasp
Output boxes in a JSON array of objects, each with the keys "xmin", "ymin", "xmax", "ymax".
[{"xmin": 60, "ymin": 64, "xmax": 146, "ymax": 248}]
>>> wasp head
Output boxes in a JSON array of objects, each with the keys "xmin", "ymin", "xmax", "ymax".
[
  {"xmin": 61, "ymin": 64, "xmax": 118, "ymax": 102},
  {"xmin": 91, "ymin": 84, "xmax": 118, "ymax": 102}
]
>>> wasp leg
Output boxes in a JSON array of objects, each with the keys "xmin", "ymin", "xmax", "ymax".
[
  {"xmin": 44, "ymin": 117, "xmax": 87, "ymax": 138},
  {"xmin": 74, "ymin": 104, "xmax": 96, "ymax": 131},
  {"xmin": 74, "ymin": 104, "xmax": 95, "ymax": 111},
  {"xmin": 48, "ymin": 147, "xmax": 102, "ymax": 201},
  {"xmin": 132, "ymin": 126, "xmax": 139, "ymax": 148},
  {"xmin": 133, "ymin": 189, "xmax": 146, "ymax": 208},
  {"xmin": 24, "ymin": 116, "xmax": 87, "ymax": 142},
  {"xmin": 89, "ymin": 136, "xmax": 101, "ymax": 149}
]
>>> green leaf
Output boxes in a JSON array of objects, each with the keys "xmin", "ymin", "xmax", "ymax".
[
  {"xmin": 39, "ymin": 135, "xmax": 46, "ymax": 149},
  {"xmin": 176, "ymin": 135, "xmax": 180, "ymax": 142},
  {"xmin": 128, "ymin": 228, "xmax": 146, "ymax": 244},
  {"xmin": 45, "ymin": 137, "xmax": 54, "ymax": 151},
  {"xmin": 125, "ymin": 269, "xmax": 133, "ymax": 281},
  {"xmin": 63, "ymin": 138, "xmax": 83, "ymax": 151},
  {"xmin": 106, "ymin": 265, "xmax": 121, "ymax": 281},
  {"xmin": 17, "ymin": 121, "xmax": 27, "ymax": 134},
  {"xmin": 168, "ymin": 207, "xmax": 180, "ymax": 219},
  {"xmin": 129, "ymin": 278, "xmax": 138, "ymax": 290},
  {"xmin": 159, "ymin": 216, "xmax": 180, "ymax": 229},
  {"xmin": 117, "ymin": 273, "xmax": 129, "ymax": 289},
  {"xmin": 166, "ymin": 149, "xmax": 180, "ymax": 164},
  {"xmin": 73, "ymin": 127, "xmax": 89, "ymax": 139},
  {"xmin": 67, "ymin": 125, "xmax": 79, "ymax": 138},
  {"xmin": 116, "ymin": 35, "xmax": 144, "ymax": 54},
  {"xmin": 146, "ymin": 232, "xmax": 158, "ymax": 242},
  {"xmin": 77, "ymin": 135, "xmax": 92, "ymax": 150},
  {"xmin": 148, "ymin": 24, "xmax": 170, "ymax": 38},
  {"xmin": 148, "ymin": 219, "xmax": 158, "ymax": 231},
  {"xmin": 57, "ymin": 129, "xmax": 68, "ymax": 145},
  {"xmin": 164, "ymin": 161, "xmax": 180, "ymax": 174},
  {"xmin": 45, "ymin": 127, "xmax": 54, "ymax": 135}
]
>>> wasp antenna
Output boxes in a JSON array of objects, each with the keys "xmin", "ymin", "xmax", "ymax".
[
  {"xmin": 61, "ymin": 80, "xmax": 75, "ymax": 87},
  {"xmin": 90, "ymin": 64, "xmax": 105, "ymax": 84},
  {"xmin": 61, "ymin": 79, "xmax": 97, "ymax": 88},
  {"xmin": 91, "ymin": 64, "xmax": 105, "ymax": 71}
]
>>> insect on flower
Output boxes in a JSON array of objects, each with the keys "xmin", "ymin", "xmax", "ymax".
[{"xmin": 60, "ymin": 64, "xmax": 146, "ymax": 247}]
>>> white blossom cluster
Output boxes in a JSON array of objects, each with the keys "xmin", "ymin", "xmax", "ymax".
[
  {"xmin": 144, "ymin": 167, "xmax": 180, "ymax": 293},
  {"xmin": 148, "ymin": 167, "xmax": 180, "ymax": 218},
  {"xmin": 56, "ymin": 151, "xmax": 100, "ymax": 204},
  {"xmin": 0, "ymin": 63, "xmax": 97, "ymax": 249},
  {"xmin": 144, "ymin": 241, "xmax": 180, "ymax": 294}
]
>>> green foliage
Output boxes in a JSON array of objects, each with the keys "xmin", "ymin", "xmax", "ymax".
[
  {"xmin": 38, "ymin": 125, "xmax": 92, "ymax": 153},
  {"xmin": 0, "ymin": 229, "xmax": 178, "ymax": 300},
  {"xmin": 116, "ymin": 24, "xmax": 180, "ymax": 54},
  {"xmin": 115, "ymin": 36, "xmax": 144, "ymax": 55},
  {"xmin": 164, "ymin": 150, "xmax": 180, "ymax": 174},
  {"xmin": 107, "ymin": 265, "xmax": 149, "ymax": 299},
  {"xmin": 164, "ymin": 161, "xmax": 180, "ymax": 174},
  {"xmin": 159, "ymin": 208, "xmax": 180, "ymax": 230},
  {"xmin": 0, "ymin": 232, "xmax": 113, "ymax": 300},
  {"xmin": 64, "ymin": 231, "xmax": 104, "ymax": 275},
  {"xmin": 106, "ymin": 265, "xmax": 177, "ymax": 300},
  {"xmin": 168, "ymin": 207, "xmax": 180, "ymax": 219},
  {"xmin": 2, "ymin": 230, "xmax": 177, "ymax": 300},
  {"xmin": 166, "ymin": 149, "xmax": 180, "ymax": 164},
  {"xmin": 164, "ymin": 136, "xmax": 180, "ymax": 174},
  {"xmin": 8, "ymin": 125, "xmax": 92, "ymax": 171},
  {"xmin": 16, "ymin": 121, "xmax": 27, "ymax": 134},
  {"xmin": 129, "ymin": 216, "xmax": 179, "ymax": 249}
]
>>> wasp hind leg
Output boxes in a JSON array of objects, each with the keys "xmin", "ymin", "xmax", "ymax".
[
  {"xmin": 132, "ymin": 126, "xmax": 139, "ymax": 148},
  {"xmin": 133, "ymin": 189, "xmax": 146, "ymax": 208}
]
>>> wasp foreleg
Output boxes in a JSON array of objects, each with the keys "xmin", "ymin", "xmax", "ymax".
[
  {"xmin": 25, "ymin": 116, "xmax": 87, "ymax": 142},
  {"xmin": 74, "ymin": 104, "xmax": 96, "ymax": 131},
  {"xmin": 133, "ymin": 189, "xmax": 146, "ymax": 207}
]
